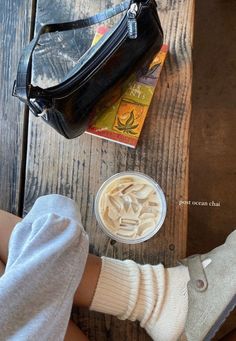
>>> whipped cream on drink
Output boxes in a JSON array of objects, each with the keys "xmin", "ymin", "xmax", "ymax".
[{"xmin": 98, "ymin": 174, "xmax": 163, "ymax": 240}]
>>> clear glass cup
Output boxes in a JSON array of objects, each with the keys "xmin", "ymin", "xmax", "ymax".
[{"xmin": 94, "ymin": 171, "xmax": 167, "ymax": 244}]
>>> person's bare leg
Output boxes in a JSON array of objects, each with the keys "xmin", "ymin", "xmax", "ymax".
[
  {"xmin": 0, "ymin": 209, "xmax": 89, "ymax": 340},
  {"xmin": 74, "ymin": 254, "xmax": 102, "ymax": 308},
  {"xmin": 0, "ymin": 209, "xmax": 21, "ymax": 263},
  {"xmin": 0, "ymin": 259, "xmax": 5, "ymax": 276},
  {"xmin": 64, "ymin": 320, "xmax": 89, "ymax": 341},
  {"xmin": 221, "ymin": 329, "xmax": 236, "ymax": 341}
]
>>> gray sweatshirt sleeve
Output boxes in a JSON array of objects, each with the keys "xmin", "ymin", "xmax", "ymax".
[{"xmin": 0, "ymin": 194, "xmax": 89, "ymax": 341}]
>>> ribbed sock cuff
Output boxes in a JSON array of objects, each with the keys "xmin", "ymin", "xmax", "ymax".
[
  {"xmin": 90, "ymin": 257, "xmax": 189, "ymax": 341},
  {"xmin": 90, "ymin": 256, "xmax": 141, "ymax": 319},
  {"xmin": 90, "ymin": 256, "xmax": 165, "ymax": 325},
  {"xmin": 130, "ymin": 263, "xmax": 165, "ymax": 327}
]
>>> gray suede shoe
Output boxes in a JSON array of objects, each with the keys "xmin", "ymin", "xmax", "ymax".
[{"xmin": 180, "ymin": 230, "xmax": 236, "ymax": 341}]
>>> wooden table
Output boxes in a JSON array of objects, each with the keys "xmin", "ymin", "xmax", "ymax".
[{"xmin": 1, "ymin": 0, "xmax": 194, "ymax": 339}]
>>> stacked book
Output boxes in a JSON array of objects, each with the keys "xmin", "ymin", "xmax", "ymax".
[{"xmin": 86, "ymin": 26, "xmax": 168, "ymax": 148}]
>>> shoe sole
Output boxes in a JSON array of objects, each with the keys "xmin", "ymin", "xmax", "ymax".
[{"xmin": 205, "ymin": 293, "xmax": 236, "ymax": 341}]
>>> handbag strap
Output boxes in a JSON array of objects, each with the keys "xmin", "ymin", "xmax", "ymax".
[{"xmin": 13, "ymin": 0, "xmax": 133, "ymax": 115}]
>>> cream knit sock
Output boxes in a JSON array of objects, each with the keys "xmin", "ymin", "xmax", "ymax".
[{"xmin": 90, "ymin": 257, "xmax": 190, "ymax": 341}]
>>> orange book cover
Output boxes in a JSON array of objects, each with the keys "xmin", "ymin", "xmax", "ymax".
[{"xmin": 86, "ymin": 26, "xmax": 168, "ymax": 148}]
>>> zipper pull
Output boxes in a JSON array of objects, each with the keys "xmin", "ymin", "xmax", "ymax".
[{"xmin": 127, "ymin": 3, "xmax": 138, "ymax": 39}]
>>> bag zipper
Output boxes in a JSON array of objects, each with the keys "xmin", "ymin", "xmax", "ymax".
[
  {"xmin": 127, "ymin": 3, "xmax": 138, "ymax": 39},
  {"xmin": 40, "ymin": 2, "xmax": 140, "ymax": 99}
]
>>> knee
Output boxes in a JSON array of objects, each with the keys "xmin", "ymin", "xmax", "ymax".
[{"xmin": 0, "ymin": 209, "xmax": 21, "ymax": 225}]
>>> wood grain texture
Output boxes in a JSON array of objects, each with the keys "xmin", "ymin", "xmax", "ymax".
[
  {"xmin": 24, "ymin": 0, "xmax": 194, "ymax": 339},
  {"xmin": 0, "ymin": 1, "xmax": 33, "ymax": 214}
]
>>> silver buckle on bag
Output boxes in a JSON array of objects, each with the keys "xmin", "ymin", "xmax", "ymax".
[
  {"xmin": 29, "ymin": 100, "xmax": 49, "ymax": 120},
  {"xmin": 38, "ymin": 109, "xmax": 49, "ymax": 120}
]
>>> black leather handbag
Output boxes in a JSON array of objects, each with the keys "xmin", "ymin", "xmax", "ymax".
[{"xmin": 13, "ymin": 0, "xmax": 163, "ymax": 139}]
